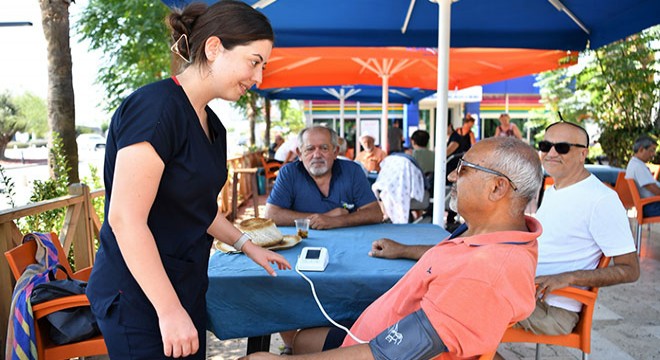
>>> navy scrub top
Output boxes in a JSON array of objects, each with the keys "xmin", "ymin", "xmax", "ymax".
[{"xmin": 87, "ymin": 77, "xmax": 228, "ymax": 333}]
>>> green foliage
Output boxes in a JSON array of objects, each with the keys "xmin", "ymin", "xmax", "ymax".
[
  {"xmin": 23, "ymin": 133, "xmax": 71, "ymax": 234},
  {"xmin": 0, "ymin": 164, "xmax": 17, "ymax": 208},
  {"xmin": 82, "ymin": 163, "xmax": 105, "ymax": 223},
  {"xmin": 75, "ymin": 0, "xmax": 171, "ymax": 111},
  {"xmin": 534, "ymin": 25, "xmax": 660, "ymax": 167},
  {"xmin": 0, "ymin": 91, "xmax": 28, "ymax": 156},
  {"xmin": 13, "ymin": 92, "xmax": 48, "ymax": 138},
  {"xmin": 272, "ymin": 100, "xmax": 305, "ymax": 135}
]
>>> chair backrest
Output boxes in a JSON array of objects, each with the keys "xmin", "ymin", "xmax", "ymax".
[
  {"xmin": 259, "ymin": 155, "xmax": 282, "ymax": 180},
  {"xmin": 625, "ymin": 178, "xmax": 645, "ymax": 220},
  {"xmin": 614, "ymin": 172, "xmax": 634, "ymax": 210},
  {"xmin": 4, "ymin": 233, "xmax": 73, "ymax": 281}
]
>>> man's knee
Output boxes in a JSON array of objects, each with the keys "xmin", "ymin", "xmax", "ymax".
[
  {"xmin": 292, "ymin": 327, "xmax": 331, "ymax": 354},
  {"xmin": 515, "ymin": 300, "xmax": 579, "ymax": 335}
]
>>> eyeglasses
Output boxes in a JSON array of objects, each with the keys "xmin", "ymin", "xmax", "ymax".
[
  {"xmin": 301, "ymin": 144, "xmax": 333, "ymax": 156},
  {"xmin": 538, "ymin": 140, "xmax": 587, "ymax": 154},
  {"xmin": 457, "ymin": 158, "xmax": 518, "ymax": 191}
]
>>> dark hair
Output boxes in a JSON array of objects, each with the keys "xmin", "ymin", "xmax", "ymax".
[
  {"xmin": 168, "ymin": 0, "xmax": 274, "ymax": 67},
  {"xmin": 633, "ymin": 135, "xmax": 657, "ymax": 152},
  {"xmin": 545, "ymin": 121, "xmax": 589, "ymax": 146},
  {"xmin": 411, "ymin": 130, "xmax": 430, "ymax": 147}
]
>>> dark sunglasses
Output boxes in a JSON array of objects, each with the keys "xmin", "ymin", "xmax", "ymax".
[
  {"xmin": 538, "ymin": 140, "xmax": 587, "ymax": 154},
  {"xmin": 457, "ymin": 158, "xmax": 518, "ymax": 191}
]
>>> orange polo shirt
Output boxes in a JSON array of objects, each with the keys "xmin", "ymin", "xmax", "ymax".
[
  {"xmin": 355, "ymin": 147, "xmax": 387, "ymax": 172},
  {"xmin": 342, "ymin": 216, "xmax": 541, "ymax": 359}
]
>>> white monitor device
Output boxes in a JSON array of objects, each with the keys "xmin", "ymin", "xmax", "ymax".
[{"xmin": 296, "ymin": 247, "xmax": 329, "ymax": 272}]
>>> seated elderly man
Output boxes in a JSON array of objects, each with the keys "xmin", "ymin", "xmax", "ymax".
[
  {"xmin": 242, "ymin": 137, "xmax": 544, "ymax": 360},
  {"xmin": 264, "ymin": 126, "xmax": 382, "ymax": 230},
  {"xmin": 355, "ymin": 133, "xmax": 387, "ymax": 172},
  {"xmin": 626, "ymin": 135, "xmax": 660, "ymax": 217},
  {"xmin": 367, "ymin": 122, "xmax": 639, "ymax": 347}
]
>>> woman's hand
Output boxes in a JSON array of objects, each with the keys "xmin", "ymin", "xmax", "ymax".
[
  {"xmin": 242, "ymin": 241, "xmax": 292, "ymax": 276},
  {"xmin": 158, "ymin": 305, "xmax": 199, "ymax": 358}
]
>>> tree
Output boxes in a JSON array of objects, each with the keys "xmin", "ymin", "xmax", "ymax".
[
  {"xmin": 40, "ymin": 0, "xmax": 79, "ymax": 183},
  {"xmin": 14, "ymin": 92, "xmax": 49, "ymax": 138},
  {"xmin": 76, "ymin": 0, "xmax": 171, "ymax": 111},
  {"xmin": 234, "ymin": 91, "xmax": 262, "ymax": 147},
  {"xmin": 535, "ymin": 25, "xmax": 660, "ymax": 166},
  {"xmin": 0, "ymin": 92, "xmax": 27, "ymax": 160}
]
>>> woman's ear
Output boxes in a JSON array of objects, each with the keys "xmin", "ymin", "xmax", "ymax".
[{"xmin": 205, "ymin": 36, "xmax": 224, "ymax": 61}]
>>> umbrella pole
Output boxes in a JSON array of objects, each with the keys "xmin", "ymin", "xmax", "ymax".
[
  {"xmin": 381, "ymin": 75, "xmax": 390, "ymax": 153},
  {"xmin": 432, "ymin": 0, "xmax": 451, "ymax": 226}
]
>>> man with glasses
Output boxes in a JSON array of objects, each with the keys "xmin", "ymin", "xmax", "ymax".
[
  {"xmin": 264, "ymin": 126, "xmax": 383, "ymax": 230},
  {"xmin": 625, "ymin": 135, "xmax": 660, "ymax": 217},
  {"xmin": 364, "ymin": 122, "xmax": 639, "ymax": 342},
  {"xmin": 243, "ymin": 137, "xmax": 543, "ymax": 360}
]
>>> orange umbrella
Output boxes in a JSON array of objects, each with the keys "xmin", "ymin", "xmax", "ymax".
[{"xmin": 260, "ymin": 47, "xmax": 576, "ymax": 91}]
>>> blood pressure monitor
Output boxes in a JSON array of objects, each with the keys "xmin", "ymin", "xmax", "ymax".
[{"xmin": 296, "ymin": 247, "xmax": 329, "ymax": 272}]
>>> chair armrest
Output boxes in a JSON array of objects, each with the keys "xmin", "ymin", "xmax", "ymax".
[
  {"xmin": 72, "ymin": 266, "xmax": 93, "ymax": 281},
  {"xmin": 639, "ymin": 195, "xmax": 660, "ymax": 207},
  {"xmin": 32, "ymin": 294, "xmax": 91, "ymax": 319},
  {"xmin": 549, "ymin": 287, "xmax": 597, "ymax": 307},
  {"xmin": 265, "ymin": 163, "xmax": 282, "ymax": 172}
]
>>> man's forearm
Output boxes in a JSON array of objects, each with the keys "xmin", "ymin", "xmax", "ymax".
[
  {"xmin": 339, "ymin": 203, "xmax": 383, "ymax": 227},
  {"xmin": 264, "ymin": 205, "xmax": 313, "ymax": 226},
  {"xmin": 401, "ymin": 245, "xmax": 433, "ymax": 260},
  {"xmin": 564, "ymin": 252, "xmax": 640, "ymax": 288}
]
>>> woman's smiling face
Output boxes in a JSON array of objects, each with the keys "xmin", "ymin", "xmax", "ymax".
[{"xmin": 209, "ymin": 38, "xmax": 272, "ymax": 101}]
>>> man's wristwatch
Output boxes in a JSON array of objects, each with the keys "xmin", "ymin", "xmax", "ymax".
[{"xmin": 233, "ymin": 233, "xmax": 252, "ymax": 251}]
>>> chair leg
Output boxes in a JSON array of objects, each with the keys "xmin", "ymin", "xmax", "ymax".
[
  {"xmin": 535, "ymin": 344, "xmax": 540, "ymax": 360},
  {"xmin": 582, "ymin": 352, "xmax": 589, "ymax": 360},
  {"xmin": 636, "ymin": 223, "xmax": 642, "ymax": 255}
]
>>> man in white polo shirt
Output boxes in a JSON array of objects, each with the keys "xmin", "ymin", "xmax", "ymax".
[{"xmin": 625, "ymin": 135, "xmax": 660, "ymax": 217}]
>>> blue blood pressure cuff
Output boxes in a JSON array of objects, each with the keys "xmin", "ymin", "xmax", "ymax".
[{"xmin": 369, "ymin": 309, "xmax": 447, "ymax": 360}]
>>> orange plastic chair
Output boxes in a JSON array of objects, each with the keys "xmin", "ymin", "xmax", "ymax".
[
  {"xmin": 4, "ymin": 233, "xmax": 107, "ymax": 359},
  {"xmin": 613, "ymin": 172, "xmax": 634, "ymax": 210},
  {"xmin": 501, "ymin": 256, "xmax": 611, "ymax": 360},
  {"xmin": 260, "ymin": 155, "xmax": 282, "ymax": 194},
  {"xmin": 625, "ymin": 178, "xmax": 660, "ymax": 254}
]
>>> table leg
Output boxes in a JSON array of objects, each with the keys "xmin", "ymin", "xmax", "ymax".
[
  {"xmin": 247, "ymin": 335, "xmax": 271, "ymax": 354},
  {"xmin": 231, "ymin": 171, "xmax": 239, "ymax": 222},
  {"xmin": 250, "ymin": 172, "xmax": 259, "ymax": 218}
]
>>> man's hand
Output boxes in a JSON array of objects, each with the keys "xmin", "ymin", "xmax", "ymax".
[
  {"xmin": 369, "ymin": 238, "xmax": 405, "ymax": 259},
  {"xmin": 308, "ymin": 208, "xmax": 348, "ymax": 229},
  {"xmin": 535, "ymin": 273, "xmax": 573, "ymax": 300},
  {"xmin": 324, "ymin": 207, "xmax": 349, "ymax": 217}
]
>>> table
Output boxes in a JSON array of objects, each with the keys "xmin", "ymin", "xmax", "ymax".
[{"xmin": 205, "ymin": 223, "xmax": 449, "ymax": 352}]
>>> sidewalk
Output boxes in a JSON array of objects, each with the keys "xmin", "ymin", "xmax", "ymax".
[{"xmin": 206, "ymin": 194, "xmax": 660, "ymax": 359}]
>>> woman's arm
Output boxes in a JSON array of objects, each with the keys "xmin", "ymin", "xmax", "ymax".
[{"xmin": 108, "ymin": 142, "xmax": 199, "ymax": 358}]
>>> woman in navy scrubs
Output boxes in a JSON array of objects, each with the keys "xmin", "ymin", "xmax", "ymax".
[{"xmin": 87, "ymin": 1, "xmax": 291, "ymax": 358}]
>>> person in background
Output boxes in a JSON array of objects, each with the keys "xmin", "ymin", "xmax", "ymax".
[
  {"xmin": 625, "ymin": 135, "xmax": 660, "ymax": 216},
  {"xmin": 268, "ymin": 133, "xmax": 284, "ymax": 161},
  {"xmin": 241, "ymin": 137, "xmax": 543, "ymax": 360},
  {"xmin": 388, "ymin": 119, "xmax": 404, "ymax": 154},
  {"xmin": 410, "ymin": 129, "xmax": 435, "ymax": 174},
  {"xmin": 274, "ymin": 133, "xmax": 299, "ymax": 164},
  {"xmin": 445, "ymin": 114, "xmax": 476, "ymax": 229},
  {"xmin": 86, "ymin": 2, "xmax": 291, "ymax": 359},
  {"xmin": 355, "ymin": 133, "xmax": 387, "ymax": 172},
  {"xmin": 494, "ymin": 113, "xmax": 522, "ymax": 139},
  {"xmin": 337, "ymin": 137, "xmax": 367, "ymax": 176}
]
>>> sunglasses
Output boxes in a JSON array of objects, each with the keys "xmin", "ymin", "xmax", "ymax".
[
  {"xmin": 538, "ymin": 140, "xmax": 587, "ymax": 154},
  {"xmin": 457, "ymin": 158, "xmax": 518, "ymax": 191}
]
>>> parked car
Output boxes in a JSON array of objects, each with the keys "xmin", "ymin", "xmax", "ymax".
[{"xmin": 76, "ymin": 134, "xmax": 106, "ymax": 152}]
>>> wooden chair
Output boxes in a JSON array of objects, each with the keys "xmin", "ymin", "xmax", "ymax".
[
  {"xmin": 501, "ymin": 256, "xmax": 611, "ymax": 360},
  {"xmin": 625, "ymin": 178, "xmax": 660, "ymax": 254},
  {"xmin": 613, "ymin": 172, "xmax": 634, "ymax": 210},
  {"xmin": 4, "ymin": 232, "xmax": 107, "ymax": 359},
  {"xmin": 259, "ymin": 155, "xmax": 282, "ymax": 193}
]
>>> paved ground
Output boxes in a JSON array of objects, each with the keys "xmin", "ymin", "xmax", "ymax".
[{"xmin": 203, "ymin": 196, "xmax": 660, "ymax": 359}]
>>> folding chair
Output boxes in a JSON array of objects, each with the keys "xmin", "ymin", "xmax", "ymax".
[
  {"xmin": 501, "ymin": 256, "xmax": 611, "ymax": 360},
  {"xmin": 4, "ymin": 232, "xmax": 107, "ymax": 359}
]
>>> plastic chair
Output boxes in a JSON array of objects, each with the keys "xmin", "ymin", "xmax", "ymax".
[
  {"xmin": 4, "ymin": 233, "xmax": 107, "ymax": 359},
  {"xmin": 613, "ymin": 172, "xmax": 634, "ymax": 210},
  {"xmin": 260, "ymin": 155, "xmax": 282, "ymax": 194},
  {"xmin": 501, "ymin": 256, "xmax": 611, "ymax": 360},
  {"xmin": 625, "ymin": 178, "xmax": 660, "ymax": 254}
]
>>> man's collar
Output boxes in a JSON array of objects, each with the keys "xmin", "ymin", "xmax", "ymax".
[{"xmin": 446, "ymin": 216, "xmax": 542, "ymax": 247}]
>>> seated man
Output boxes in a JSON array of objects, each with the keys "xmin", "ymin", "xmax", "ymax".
[
  {"xmin": 410, "ymin": 129, "xmax": 435, "ymax": 174},
  {"xmin": 369, "ymin": 122, "xmax": 640, "ymax": 341},
  {"xmin": 355, "ymin": 133, "xmax": 387, "ymax": 172},
  {"xmin": 626, "ymin": 135, "xmax": 660, "ymax": 217},
  {"xmin": 242, "ymin": 136, "xmax": 544, "ymax": 360},
  {"xmin": 337, "ymin": 137, "xmax": 368, "ymax": 176},
  {"xmin": 264, "ymin": 126, "xmax": 383, "ymax": 230}
]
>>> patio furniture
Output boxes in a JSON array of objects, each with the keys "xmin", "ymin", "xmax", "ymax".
[
  {"xmin": 259, "ymin": 155, "xmax": 281, "ymax": 194},
  {"xmin": 230, "ymin": 168, "xmax": 260, "ymax": 221},
  {"xmin": 613, "ymin": 172, "xmax": 634, "ymax": 210},
  {"xmin": 501, "ymin": 256, "xmax": 611, "ymax": 360},
  {"xmin": 625, "ymin": 178, "xmax": 660, "ymax": 254},
  {"xmin": 4, "ymin": 233, "xmax": 107, "ymax": 359}
]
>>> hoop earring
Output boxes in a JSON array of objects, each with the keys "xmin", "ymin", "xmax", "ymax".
[{"xmin": 170, "ymin": 34, "xmax": 192, "ymax": 64}]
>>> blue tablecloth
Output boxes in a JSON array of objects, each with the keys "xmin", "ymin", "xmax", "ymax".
[
  {"xmin": 585, "ymin": 164, "xmax": 624, "ymax": 186},
  {"xmin": 205, "ymin": 223, "xmax": 448, "ymax": 340}
]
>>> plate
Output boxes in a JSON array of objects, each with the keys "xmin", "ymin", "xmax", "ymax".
[{"xmin": 215, "ymin": 234, "xmax": 302, "ymax": 253}]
